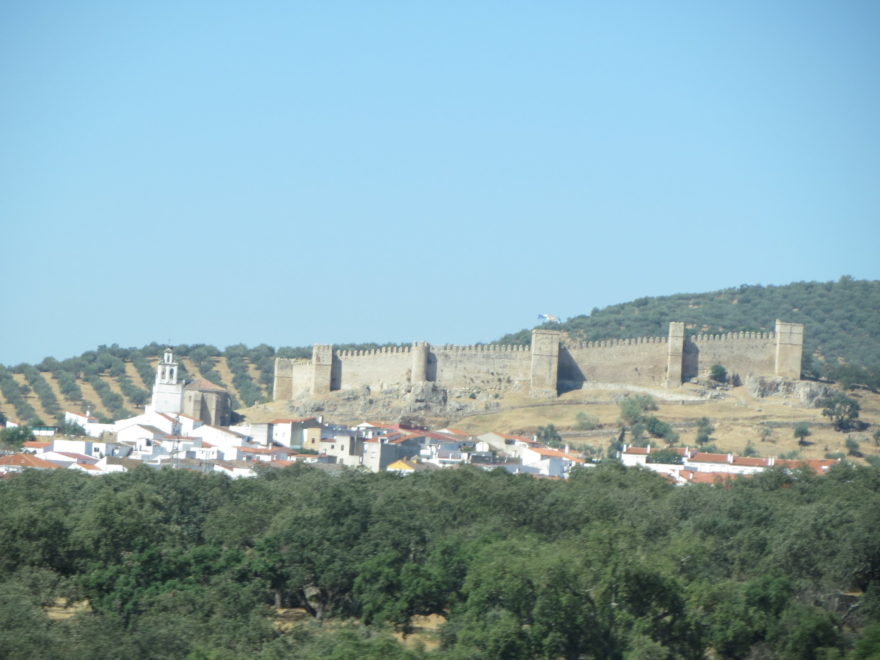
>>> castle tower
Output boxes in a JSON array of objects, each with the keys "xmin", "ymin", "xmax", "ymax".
[
  {"xmin": 775, "ymin": 320, "xmax": 804, "ymax": 379},
  {"xmin": 530, "ymin": 330, "xmax": 561, "ymax": 398},
  {"xmin": 312, "ymin": 345, "xmax": 333, "ymax": 395},
  {"xmin": 411, "ymin": 342, "xmax": 429, "ymax": 383},
  {"xmin": 665, "ymin": 322, "xmax": 685, "ymax": 388},
  {"xmin": 151, "ymin": 348, "xmax": 184, "ymax": 414}
]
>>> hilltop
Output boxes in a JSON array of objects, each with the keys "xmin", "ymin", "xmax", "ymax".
[
  {"xmin": 1, "ymin": 278, "xmax": 878, "ymax": 436},
  {"xmin": 501, "ymin": 277, "xmax": 880, "ymax": 385}
]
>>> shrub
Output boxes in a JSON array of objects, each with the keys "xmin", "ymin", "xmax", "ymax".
[
  {"xmin": 710, "ymin": 364, "xmax": 728, "ymax": 383},
  {"xmin": 575, "ymin": 412, "xmax": 599, "ymax": 431}
]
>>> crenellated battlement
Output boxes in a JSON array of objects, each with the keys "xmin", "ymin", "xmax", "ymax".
[
  {"xmin": 273, "ymin": 320, "xmax": 804, "ymax": 400},
  {"xmin": 337, "ymin": 346, "xmax": 413, "ymax": 358},
  {"xmin": 434, "ymin": 343, "xmax": 530, "ymax": 353},
  {"xmin": 691, "ymin": 331, "xmax": 774, "ymax": 342},
  {"xmin": 566, "ymin": 335, "xmax": 666, "ymax": 349}
]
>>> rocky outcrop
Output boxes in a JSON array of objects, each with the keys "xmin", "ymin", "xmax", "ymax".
[
  {"xmin": 255, "ymin": 383, "xmax": 502, "ymax": 426},
  {"xmin": 745, "ymin": 376, "xmax": 833, "ymax": 407}
]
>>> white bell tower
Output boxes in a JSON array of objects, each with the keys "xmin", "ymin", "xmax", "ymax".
[{"xmin": 150, "ymin": 348, "xmax": 184, "ymax": 415}]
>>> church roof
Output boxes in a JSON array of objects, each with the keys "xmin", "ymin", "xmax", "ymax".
[{"xmin": 184, "ymin": 378, "xmax": 228, "ymax": 394}]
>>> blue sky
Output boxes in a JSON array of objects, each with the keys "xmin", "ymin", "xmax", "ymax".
[{"xmin": 2, "ymin": 1, "xmax": 878, "ymax": 366}]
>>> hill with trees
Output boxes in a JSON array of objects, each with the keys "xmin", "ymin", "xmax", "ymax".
[
  {"xmin": 499, "ymin": 277, "xmax": 880, "ymax": 388},
  {"xmin": 0, "ymin": 278, "xmax": 877, "ymax": 425}
]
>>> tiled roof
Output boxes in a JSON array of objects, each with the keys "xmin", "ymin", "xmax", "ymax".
[
  {"xmin": 528, "ymin": 446, "xmax": 585, "ymax": 463},
  {"xmin": 185, "ymin": 378, "xmax": 228, "ymax": 393},
  {"xmin": 0, "ymin": 453, "xmax": 62, "ymax": 469},
  {"xmin": 731, "ymin": 456, "xmax": 769, "ymax": 467},
  {"xmin": 680, "ymin": 470, "xmax": 739, "ymax": 484}
]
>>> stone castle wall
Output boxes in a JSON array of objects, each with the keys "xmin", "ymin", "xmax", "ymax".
[
  {"xmin": 684, "ymin": 332, "xmax": 776, "ymax": 381},
  {"xmin": 335, "ymin": 346, "xmax": 414, "ymax": 391},
  {"xmin": 431, "ymin": 344, "xmax": 532, "ymax": 391},
  {"xmin": 561, "ymin": 336, "xmax": 669, "ymax": 389},
  {"xmin": 273, "ymin": 320, "xmax": 804, "ymax": 400}
]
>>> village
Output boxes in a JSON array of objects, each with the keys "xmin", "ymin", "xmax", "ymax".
[{"xmin": 0, "ymin": 348, "xmax": 841, "ymax": 484}]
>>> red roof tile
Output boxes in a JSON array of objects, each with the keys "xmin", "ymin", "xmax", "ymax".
[{"xmin": 0, "ymin": 454, "xmax": 62, "ymax": 469}]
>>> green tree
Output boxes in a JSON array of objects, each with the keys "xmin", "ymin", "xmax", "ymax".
[
  {"xmin": 794, "ymin": 422, "xmax": 811, "ymax": 445},
  {"xmin": 575, "ymin": 412, "xmax": 599, "ymax": 431},
  {"xmin": 820, "ymin": 392, "xmax": 861, "ymax": 431},
  {"xmin": 647, "ymin": 448, "xmax": 683, "ymax": 464},
  {"xmin": 759, "ymin": 423, "xmax": 775, "ymax": 443},
  {"xmin": 536, "ymin": 424, "xmax": 562, "ymax": 448},
  {"xmin": 696, "ymin": 417, "xmax": 715, "ymax": 445},
  {"xmin": 56, "ymin": 420, "xmax": 86, "ymax": 437},
  {"xmin": 619, "ymin": 395, "xmax": 657, "ymax": 426},
  {"xmin": 0, "ymin": 425, "xmax": 34, "ymax": 448},
  {"xmin": 845, "ymin": 437, "xmax": 862, "ymax": 457},
  {"xmin": 710, "ymin": 364, "xmax": 728, "ymax": 383}
]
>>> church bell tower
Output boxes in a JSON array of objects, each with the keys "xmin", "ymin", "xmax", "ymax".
[{"xmin": 150, "ymin": 348, "xmax": 184, "ymax": 414}]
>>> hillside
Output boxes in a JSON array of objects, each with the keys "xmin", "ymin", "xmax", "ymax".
[
  {"xmin": 499, "ymin": 277, "xmax": 880, "ymax": 385},
  {"xmin": 1, "ymin": 278, "xmax": 878, "ymax": 427}
]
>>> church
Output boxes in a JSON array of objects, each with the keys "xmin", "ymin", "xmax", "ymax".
[{"xmin": 147, "ymin": 348, "xmax": 232, "ymax": 426}]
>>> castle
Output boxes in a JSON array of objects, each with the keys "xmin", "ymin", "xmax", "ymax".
[{"xmin": 273, "ymin": 320, "xmax": 804, "ymax": 400}]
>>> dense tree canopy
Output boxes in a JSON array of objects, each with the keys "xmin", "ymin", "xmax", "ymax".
[{"xmin": 0, "ymin": 462, "xmax": 878, "ymax": 658}]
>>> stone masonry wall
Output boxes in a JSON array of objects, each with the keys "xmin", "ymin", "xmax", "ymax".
[
  {"xmin": 272, "ymin": 321, "xmax": 803, "ymax": 402},
  {"xmin": 562, "ymin": 336, "xmax": 669, "ymax": 388},
  {"xmin": 684, "ymin": 332, "xmax": 776, "ymax": 381},
  {"xmin": 431, "ymin": 344, "xmax": 532, "ymax": 392},
  {"xmin": 335, "ymin": 347, "xmax": 414, "ymax": 391}
]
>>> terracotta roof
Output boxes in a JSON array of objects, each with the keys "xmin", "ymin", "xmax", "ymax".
[
  {"xmin": 23, "ymin": 441, "xmax": 51, "ymax": 449},
  {"xmin": 731, "ymin": 456, "xmax": 769, "ymax": 467},
  {"xmin": 528, "ymin": 446, "xmax": 585, "ymax": 463},
  {"xmin": 184, "ymin": 378, "xmax": 228, "ymax": 393},
  {"xmin": 623, "ymin": 447, "xmax": 650, "ymax": 455},
  {"xmin": 0, "ymin": 454, "xmax": 62, "ymax": 469},
  {"xmin": 680, "ymin": 470, "xmax": 740, "ymax": 484},
  {"xmin": 776, "ymin": 458, "xmax": 838, "ymax": 474}
]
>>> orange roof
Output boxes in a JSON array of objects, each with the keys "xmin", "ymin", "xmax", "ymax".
[
  {"xmin": 23, "ymin": 441, "xmax": 51, "ymax": 449},
  {"xmin": 270, "ymin": 459, "xmax": 296, "ymax": 467},
  {"xmin": 623, "ymin": 447, "xmax": 650, "ymax": 455},
  {"xmin": 680, "ymin": 470, "xmax": 740, "ymax": 484},
  {"xmin": 528, "ymin": 446, "xmax": 585, "ymax": 463},
  {"xmin": 185, "ymin": 378, "xmax": 228, "ymax": 393},
  {"xmin": 0, "ymin": 454, "xmax": 62, "ymax": 469},
  {"xmin": 775, "ymin": 458, "xmax": 838, "ymax": 474},
  {"xmin": 731, "ymin": 456, "xmax": 769, "ymax": 467}
]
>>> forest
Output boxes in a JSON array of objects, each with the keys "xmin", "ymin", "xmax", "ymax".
[{"xmin": 1, "ymin": 461, "xmax": 879, "ymax": 659}]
